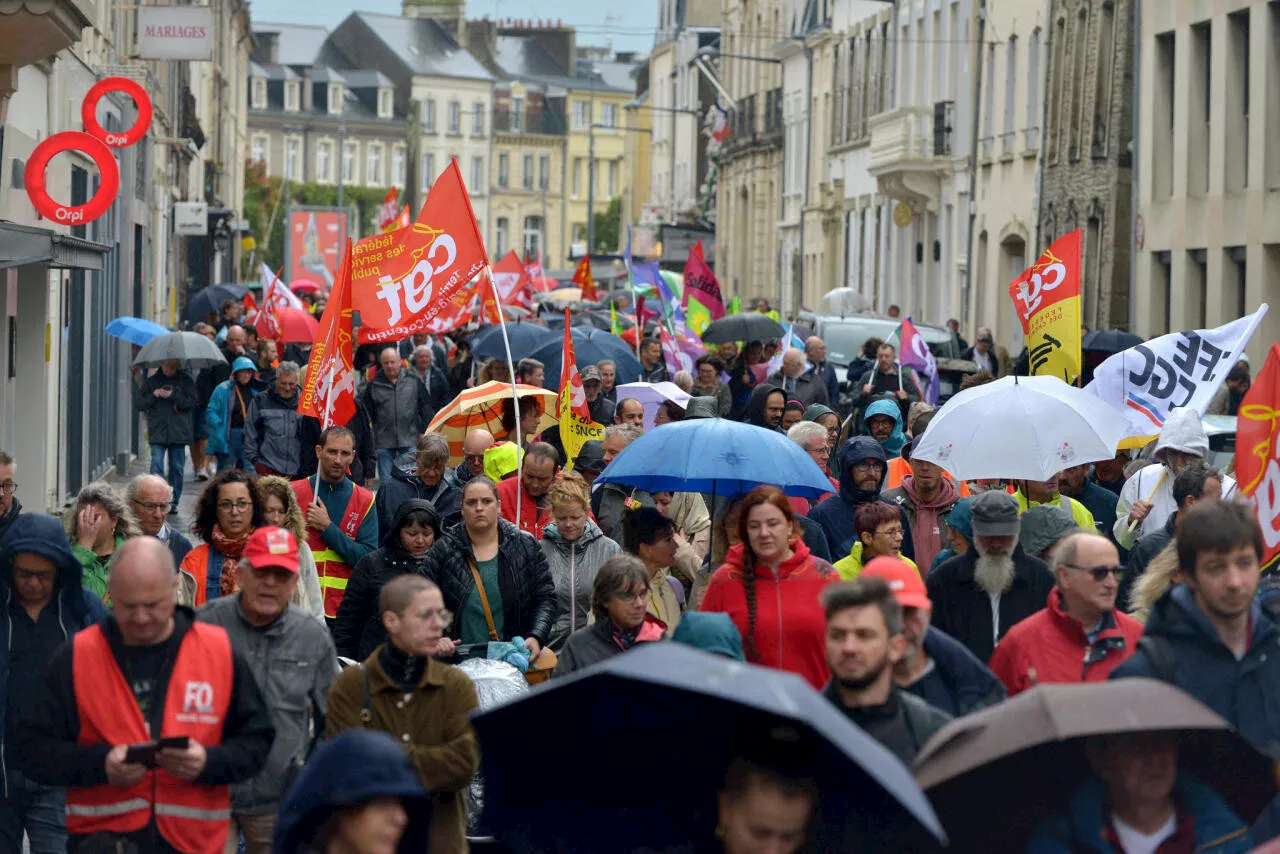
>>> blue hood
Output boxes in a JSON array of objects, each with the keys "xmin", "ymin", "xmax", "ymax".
[
  {"xmin": 0, "ymin": 513, "xmax": 88, "ymax": 598},
  {"xmin": 835, "ymin": 435, "xmax": 889, "ymax": 505},
  {"xmin": 671, "ymin": 612, "xmax": 746, "ymax": 661},
  {"xmin": 864, "ymin": 398, "xmax": 906, "ymax": 457},
  {"xmin": 231, "ymin": 356, "xmax": 257, "ymax": 373},
  {"xmin": 275, "ymin": 730, "xmax": 432, "ymax": 854}
]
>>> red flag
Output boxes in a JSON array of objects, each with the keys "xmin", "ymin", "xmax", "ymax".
[
  {"xmin": 682, "ymin": 240, "xmax": 726, "ymax": 319},
  {"xmin": 377, "ymin": 187, "xmax": 399, "ymax": 233},
  {"xmin": 636, "ymin": 296, "xmax": 658, "ymax": 330},
  {"xmin": 1236, "ymin": 343, "xmax": 1280, "ymax": 573},
  {"xmin": 395, "ymin": 207, "xmax": 411, "ymax": 230},
  {"xmin": 491, "ymin": 251, "xmax": 533, "ymax": 311},
  {"xmin": 572, "ymin": 254, "xmax": 598, "ymax": 301},
  {"xmin": 299, "ymin": 239, "xmax": 356, "ymax": 428},
  {"xmin": 524, "ymin": 249, "xmax": 544, "ymax": 281},
  {"xmin": 474, "ymin": 268, "xmax": 502, "ymax": 325},
  {"xmin": 242, "ymin": 291, "xmax": 259, "ymax": 321},
  {"xmin": 351, "ymin": 159, "xmax": 490, "ymax": 344},
  {"xmin": 557, "ymin": 309, "xmax": 591, "ymax": 421}
]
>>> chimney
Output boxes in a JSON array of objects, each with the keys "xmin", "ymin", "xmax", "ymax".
[
  {"xmin": 251, "ymin": 31, "xmax": 280, "ymax": 65},
  {"xmin": 463, "ymin": 18, "xmax": 498, "ymax": 67}
]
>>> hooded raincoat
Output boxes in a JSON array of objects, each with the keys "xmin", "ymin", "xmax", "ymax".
[
  {"xmin": 883, "ymin": 473, "xmax": 960, "ymax": 571},
  {"xmin": 864, "ymin": 398, "xmax": 907, "ymax": 457},
  {"xmin": 539, "ymin": 518, "xmax": 623, "ymax": 651},
  {"xmin": 806, "ymin": 436, "xmax": 916, "ymax": 561},
  {"xmin": 743, "ymin": 383, "xmax": 785, "ymax": 430}
]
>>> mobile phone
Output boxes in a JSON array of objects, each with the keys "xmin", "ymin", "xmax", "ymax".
[
  {"xmin": 158, "ymin": 736, "xmax": 190, "ymax": 751},
  {"xmin": 124, "ymin": 742, "xmax": 159, "ymax": 767}
]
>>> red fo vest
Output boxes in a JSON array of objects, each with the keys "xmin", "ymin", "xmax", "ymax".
[
  {"xmin": 66, "ymin": 622, "xmax": 234, "ymax": 854},
  {"xmin": 291, "ymin": 478, "xmax": 374, "ymax": 618}
]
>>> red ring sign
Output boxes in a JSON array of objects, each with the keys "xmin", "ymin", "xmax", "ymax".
[
  {"xmin": 23, "ymin": 132, "xmax": 120, "ymax": 226},
  {"xmin": 81, "ymin": 77, "xmax": 153, "ymax": 148}
]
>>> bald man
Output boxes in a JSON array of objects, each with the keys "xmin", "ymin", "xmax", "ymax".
[
  {"xmin": 805, "ymin": 335, "xmax": 840, "ymax": 405},
  {"xmin": 126, "ymin": 473, "xmax": 193, "ymax": 565},
  {"xmin": 18, "ymin": 538, "xmax": 275, "ymax": 853},
  {"xmin": 767, "ymin": 347, "xmax": 829, "ymax": 408},
  {"xmin": 445, "ymin": 428, "xmax": 494, "ymax": 491}
]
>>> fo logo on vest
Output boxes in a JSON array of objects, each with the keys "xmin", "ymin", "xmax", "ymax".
[{"xmin": 177, "ymin": 681, "xmax": 222, "ymax": 725}]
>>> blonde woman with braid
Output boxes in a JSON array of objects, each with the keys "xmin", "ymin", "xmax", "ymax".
[{"xmin": 700, "ymin": 486, "xmax": 838, "ymax": 689}]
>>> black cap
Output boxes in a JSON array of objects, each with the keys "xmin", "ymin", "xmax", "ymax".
[
  {"xmin": 970, "ymin": 491, "xmax": 1021, "ymax": 537},
  {"xmin": 574, "ymin": 440, "xmax": 607, "ymax": 474}
]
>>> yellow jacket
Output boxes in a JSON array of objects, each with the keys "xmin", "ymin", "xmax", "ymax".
[
  {"xmin": 1013, "ymin": 489, "xmax": 1097, "ymax": 533},
  {"xmin": 834, "ymin": 542, "xmax": 919, "ymax": 581}
]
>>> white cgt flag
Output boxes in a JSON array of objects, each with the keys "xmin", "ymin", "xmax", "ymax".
[
  {"xmin": 260, "ymin": 262, "xmax": 306, "ymax": 311},
  {"xmin": 1085, "ymin": 305, "xmax": 1268, "ymax": 439}
]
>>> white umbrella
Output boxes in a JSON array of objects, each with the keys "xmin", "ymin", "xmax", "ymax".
[
  {"xmin": 822, "ymin": 287, "xmax": 869, "ymax": 316},
  {"xmin": 615, "ymin": 381, "xmax": 692, "ymax": 431},
  {"xmin": 910, "ymin": 375, "xmax": 1131, "ymax": 482}
]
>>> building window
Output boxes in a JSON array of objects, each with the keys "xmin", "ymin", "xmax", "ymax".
[
  {"xmin": 378, "ymin": 89, "xmax": 393, "ymax": 118},
  {"xmin": 316, "ymin": 140, "xmax": 332, "ymax": 183},
  {"xmin": 392, "ymin": 145, "xmax": 406, "ymax": 187},
  {"xmin": 1048, "ymin": 17, "xmax": 1066, "ymax": 163},
  {"xmin": 473, "ymin": 101, "xmax": 485, "ymax": 135},
  {"xmin": 982, "ymin": 43, "xmax": 995, "ymax": 155},
  {"xmin": 328, "ymin": 83, "xmax": 343, "ymax": 115},
  {"xmin": 1026, "ymin": 28, "xmax": 1042, "ymax": 149},
  {"xmin": 448, "ymin": 101, "xmax": 460, "ymax": 134},
  {"xmin": 1091, "ymin": 3, "xmax": 1116, "ymax": 157},
  {"xmin": 343, "ymin": 141, "xmax": 357, "ymax": 183},
  {"xmin": 498, "ymin": 153, "xmax": 509, "ymax": 188},
  {"xmin": 495, "ymin": 217, "xmax": 508, "ymax": 257},
  {"xmin": 366, "ymin": 144, "xmax": 383, "ymax": 186},
  {"xmin": 601, "ymin": 103, "xmax": 618, "ymax": 127},
  {"xmin": 572, "ymin": 157, "xmax": 582, "ymax": 197},
  {"xmin": 1189, "ymin": 22, "xmax": 1211, "ymax": 196},
  {"xmin": 251, "ymin": 78, "xmax": 266, "ymax": 109},
  {"xmin": 421, "ymin": 153, "xmax": 435, "ymax": 191},
  {"xmin": 284, "ymin": 81, "xmax": 299, "ymax": 112},
  {"xmin": 424, "ymin": 99, "xmax": 436, "ymax": 133},
  {"xmin": 511, "ymin": 96, "xmax": 525, "ymax": 132},
  {"xmin": 607, "ymin": 159, "xmax": 618, "ymax": 196},
  {"xmin": 572, "ymin": 100, "xmax": 590, "ymax": 130},
  {"xmin": 285, "ymin": 137, "xmax": 301, "ymax": 180},
  {"xmin": 250, "ymin": 134, "xmax": 268, "ymax": 167},
  {"xmin": 523, "ymin": 154, "xmax": 534, "ymax": 189},
  {"xmin": 538, "ymin": 154, "xmax": 549, "ymax": 191},
  {"xmin": 1003, "ymin": 37, "xmax": 1017, "ymax": 153},
  {"xmin": 471, "ymin": 156, "xmax": 484, "ymax": 193},
  {"xmin": 523, "ymin": 215, "xmax": 543, "ymax": 257},
  {"xmin": 1068, "ymin": 7, "xmax": 1089, "ymax": 161},
  {"xmin": 1226, "ymin": 9, "xmax": 1250, "ymax": 191}
]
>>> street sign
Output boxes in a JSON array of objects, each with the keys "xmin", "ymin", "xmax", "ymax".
[
  {"xmin": 137, "ymin": 6, "xmax": 214, "ymax": 61},
  {"xmin": 174, "ymin": 202, "xmax": 208, "ymax": 236}
]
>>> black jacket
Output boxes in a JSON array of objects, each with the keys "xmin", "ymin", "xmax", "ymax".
[
  {"xmin": 374, "ymin": 451, "xmax": 462, "ymax": 536},
  {"xmin": 333, "ymin": 499, "xmax": 438, "ymax": 661},
  {"xmin": 908, "ymin": 627, "xmax": 1007, "ymax": 716},
  {"xmin": 744, "ymin": 384, "xmax": 783, "ymax": 430},
  {"xmin": 17, "ymin": 608, "xmax": 275, "ymax": 789},
  {"xmin": 135, "ymin": 371, "xmax": 199, "ymax": 446},
  {"xmin": 299, "ymin": 399, "xmax": 376, "ymax": 485},
  {"xmin": 0, "ymin": 498, "xmax": 20, "ymax": 545},
  {"xmin": 422, "ymin": 519, "xmax": 556, "ymax": 645},
  {"xmin": 822, "ymin": 683, "xmax": 952, "ymax": 766},
  {"xmin": 807, "ymin": 437, "xmax": 915, "ymax": 561},
  {"xmin": 1120, "ymin": 513, "xmax": 1177, "ymax": 611},
  {"xmin": 196, "ymin": 346, "xmax": 241, "ymax": 408},
  {"xmin": 925, "ymin": 546, "xmax": 1054, "ymax": 664},
  {"xmin": 243, "ymin": 388, "xmax": 304, "ymax": 477}
]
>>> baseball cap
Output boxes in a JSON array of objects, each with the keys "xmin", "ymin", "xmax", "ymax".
[
  {"xmin": 860, "ymin": 557, "xmax": 931, "ymax": 611},
  {"xmin": 574, "ymin": 440, "xmax": 607, "ymax": 474},
  {"xmin": 969, "ymin": 491, "xmax": 1021, "ymax": 537},
  {"xmin": 580, "ymin": 365, "xmax": 602, "ymax": 383},
  {"xmin": 242, "ymin": 526, "xmax": 299, "ymax": 574}
]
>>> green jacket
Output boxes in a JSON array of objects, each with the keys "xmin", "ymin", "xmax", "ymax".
[{"xmin": 71, "ymin": 535, "xmax": 125, "ymax": 600}]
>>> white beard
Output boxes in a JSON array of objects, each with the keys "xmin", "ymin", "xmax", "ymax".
[{"xmin": 974, "ymin": 552, "xmax": 1016, "ymax": 596}]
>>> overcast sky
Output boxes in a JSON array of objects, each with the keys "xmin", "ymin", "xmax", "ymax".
[{"xmin": 249, "ymin": 0, "xmax": 658, "ymax": 55}]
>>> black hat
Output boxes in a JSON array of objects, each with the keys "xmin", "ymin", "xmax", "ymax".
[{"xmin": 575, "ymin": 440, "xmax": 607, "ymax": 474}]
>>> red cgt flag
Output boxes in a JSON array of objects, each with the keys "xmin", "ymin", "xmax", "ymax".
[
  {"xmin": 351, "ymin": 159, "xmax": 490, "ymax": 343},
  {"xmin": 299, "ymin": 239, "xmax": 356, "ymax": 428},
  {"xmin": 491, "ymin": 250, "xmax": 533, "ymax": 312},
  {"xmin": 1235, "ymin": 343, "xmax": 1280, "ymax": 573},
  {"xmin": 572, "ymin": 254, "xmax": 598, "ymax": 301},
  {"xmin": 473, "ymin": 268, "xmax": 502, "ymax": 325},
  {"xmin": 377, "ymin": 187, "xmax": 399, "ymax": 233}
]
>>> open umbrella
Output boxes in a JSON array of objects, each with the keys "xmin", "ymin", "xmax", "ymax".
[
  {"xmin": 289, "ymin": 279, "xmax": 324, "ymax": 296},
  {"xmin": 594, "ymin": 416, "xmax": 833, "ymax": 498},
  {"xmin": 527, "ymin": 326, "xmax": 643, "ymax": 388},
  {"xmin": 909, "ymin": 374, "xmax": 1131, "ymax": 481},
  {"xmin": 914, "ymin": 679, "xmax": 1275, "ymax": 854},
  {"xmin": 615, "ymin": 381, "xmax": 692, "ymax": 430},
  {"xmin": 425, "ymin": 381, "xmax": 557, "ymax": 464},
  {"xmin": 823, "ymin": 287, "xmax": 869, "ymax": 316},
  {"xmin": 132, "ymin": 331, "xmax": 227, "ymax": 369},
  {"xmin": 1082, "ymin": 328, "xmax": 1143, "ymax": 354},
  {"xmin": 473, "ymin": 643, "xmax": 946, "ymax": 853},
  {"xmin": 467, "ymin": 322, "xmax": 557, "ymax": 362},
  {"xmin": 183, "ymin": 283, "xmax": 247, "ymax": 323},
  {"xmin": 539, "ymin": 287, "xmax": 582, "ymax": 305},
  {"xmin": 105, "ymin": 316, "xmax": 168, "ymax": 347},
  {"xmin": 700, "ymin": 313, "xmax": 787, "ymax": 344},
  {"xmin": 273, "ymin": 307, "xmax": 320, "ymax": 344}
]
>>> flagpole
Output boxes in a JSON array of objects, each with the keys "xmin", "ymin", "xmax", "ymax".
[{"xmin": 486, "ymin": 264, "xmax": 525, "ymax": 533}]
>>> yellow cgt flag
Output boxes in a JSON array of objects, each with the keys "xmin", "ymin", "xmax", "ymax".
[
  {"xmin": 557, "ymin": 309, "xmax": 605, "ymax": 467},
  {"xmin": 1009, "ymin": 230, "xmax": 1083, "ymax": 383}
]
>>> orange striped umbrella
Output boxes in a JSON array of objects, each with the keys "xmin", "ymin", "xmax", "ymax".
[{"xmin": 427, "ymin": 381, "xmax": 559, "ymax": 464}]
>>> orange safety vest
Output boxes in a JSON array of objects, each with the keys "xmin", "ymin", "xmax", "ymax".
[
  {"xmin": 292, "ymin": 477, "xmax": 375, "ymax": 618},
  {"xmin": 66, "ymin": 623, "xmax": 233, "ymax": 854}
]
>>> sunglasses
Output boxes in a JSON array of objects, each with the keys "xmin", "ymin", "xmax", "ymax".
[{"xmin": 1064, "ymin": 563, "xmax": 1123, "ymax": 582}]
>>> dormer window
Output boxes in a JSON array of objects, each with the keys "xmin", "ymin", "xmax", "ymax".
[
  {"xmin": 251, "ymin": 77, "xmax": 266, "ymax": 109},
  {"xmin": 378, "ymin": 88, "xmax": 393, "ymax": 119},
  {"xmin": 284, "ymin": 81, "xmax": 299, "ymax": 112},
  {"xmin": 327, "ymin": 83, "xmax": 343, "ymax": 115}
]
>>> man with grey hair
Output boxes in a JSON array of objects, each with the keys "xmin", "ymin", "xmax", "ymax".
[
  {"xmin": 787, "ymin": 422, "xmax": 837, "ymax": 511},
  {"xmin": 961, "ymin": 327, "xmax": 1010, "ymax": 377},
  {"xmin": 244, "ymin": 360, "xmax": 305, "ymax": 478},
  {"xmin": 126, "ymin": 473, "xmax": 192, "ymax": 565},
  {"xmin": 989, "ymin": 532, "xmax": 1141, "ymax": 695},
  {"xmin": 374, "ymin": 432, "xmax": 460, "ymax": 534},
  {"xmin": 768, "ymin": 347, "xmax": 829, "ymax": 408},
  {"xmin": 926, "ymin": 491, "xmax": 1055, "ymax": 663},
  {"xmin": 804, "ymin": 336, "xmax": 840, "ymax": 405},
  {"xmin": 594, "ymin": 425, "xmax": 651, "ymax": 542},
  {"xmin": 408, "ymin": 344, "xmax": 451, "ymax": 411},
  {"xmin": 362, "ymin": 346, "xmax": 435, "ymax": 486}
]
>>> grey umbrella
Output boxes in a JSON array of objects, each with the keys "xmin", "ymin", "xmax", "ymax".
[{"xmin": 132, "ymin": 331, "xmax": 228, "ymax": 369}]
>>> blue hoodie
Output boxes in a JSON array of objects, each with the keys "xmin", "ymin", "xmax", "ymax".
[
  {"xmin": 807, "ymin": 436, "xmax": 915, "ymax": 561},
  {"xmin": 671, "ymin": 612, "xmax": 746, "ymax": 661},
  {"xmin": 909, "ymin": 626, "xmax": 1006, "ymax": 716},
  {"xmin": 864, "ymin": 398, "xmax": 907, "ymax": 457},
  {"xmin": 0, "ymin": 513, "xmax": 105, "ymax": 796}
]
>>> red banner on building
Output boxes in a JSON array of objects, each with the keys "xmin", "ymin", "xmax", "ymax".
[{"xmin": 1236, "ymin": 343, "xmax": 1280, "ymax": 573}]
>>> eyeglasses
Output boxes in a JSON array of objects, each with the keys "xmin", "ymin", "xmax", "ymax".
[
  {"xmin": 614, "ymin": 589, "xmax": 651, "ymax": 603},
  {"xmin": 0, "ymin": 483, "xmax": 16, "ymax": 495},
  {"xmin": 853, "ymin": 461, "xmax": 886, "ymax": 473},
  {"xmin": 132, "ymin": 500, "xmax": 169, "ymax": 514},
  {"xmin": 808, "ymin": 445, "xmax": 831, "ymax": 458},
  {"xmin": 875, "ymin": 526, "xmax": 905, "ymax": 539},
  {"xmin": 423, "ymin": 609, "xmax": 453, "ymax": 629},
  {"xmin": 217, "ymin": 500, "xmax": 253, "ymax": 512},
  {"xmin": 14, "ymin": 568, "xmax": 54, "ymax": 583},
  {"xmin": 1064, "ymin": 563, "xmax": 1123, "ymax": 582}
]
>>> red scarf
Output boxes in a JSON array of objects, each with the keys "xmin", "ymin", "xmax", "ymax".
[{"xmin": 210, "ymin": 525, "xmax": 253, "ymax": 597}]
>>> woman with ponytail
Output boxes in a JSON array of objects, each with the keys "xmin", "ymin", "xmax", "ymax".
[{"xmin": 700, "ymin": 485, "xmax": 838, "ymax": 689}]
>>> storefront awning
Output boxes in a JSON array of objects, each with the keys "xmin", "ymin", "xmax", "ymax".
[{"xmin": 0, "ymin": 222, "xmax": 110, "ymax": 271}]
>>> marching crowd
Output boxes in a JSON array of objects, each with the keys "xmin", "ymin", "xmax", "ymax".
[{"xmin": 0, "ymin": 293, "xmax": 1275, "ymax": 854}]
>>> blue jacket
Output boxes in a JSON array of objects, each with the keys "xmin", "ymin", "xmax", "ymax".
[
  {"xmin": 806, "ymin": 436, "xmax": 915, "ymax": 561},
  {"xmin": 0, "ymin": 514, "xmax": 105, "ymax": 795},
  {"xmin": 1027, "ymin": 773, "xmax": 1251, "ymax": 853},
  {"xmin": 909, "ymin": 626, "xmax": 1006, "ymax": 716},
  {"xmin": 864, "ymin": 398, "xmax": 907, "ymax": 457},
  {"xmin": 204, "ymin": 359, "xmax": 264, "ymax": 456},
  {"xmin": 1112, "ymin": 584, "xmax": 1280, "ymax": 757}
]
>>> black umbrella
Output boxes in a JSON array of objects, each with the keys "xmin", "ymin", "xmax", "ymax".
[
  {"xmin": 471, "ymin": 644, "xmax": 946, "ymax": 853},
  {"xmin": 1081, "ymin": 329, "xmax": 1143, "ymax": 354},
  {"xmin": 700, "ymin": 313, "xmax": 788, "ymax": 344},
  {"xmin": 466, "ymin": 322, "xmax": 556, "ymax": 362},
  {"xmin": 183, "ymin": 283, "xmax": 247, "ymax": 323}
]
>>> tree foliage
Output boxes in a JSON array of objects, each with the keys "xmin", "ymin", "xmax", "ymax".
[{"xmin": 593, "ymin": 196, "xmax": 622, "ymax": 253}]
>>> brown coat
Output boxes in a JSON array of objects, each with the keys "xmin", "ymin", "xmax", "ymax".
[{"xmin": 327, "ymin": 647, "xmax": 480, "ymax": 854}]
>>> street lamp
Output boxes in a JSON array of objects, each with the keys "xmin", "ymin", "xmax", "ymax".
[{"xmin": 586, "ymin": 121, "xmax": 654, "ymax": 254}]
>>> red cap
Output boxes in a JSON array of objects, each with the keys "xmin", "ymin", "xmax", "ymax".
[
  {"xmin": 241, "ymin": 526, "xmax": 299, "ymax": 574},
  {"xmin": 860, "ymin": 557, "xmax": 931, "ymax": 611}
]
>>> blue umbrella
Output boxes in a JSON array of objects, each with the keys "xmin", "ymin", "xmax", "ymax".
[
  {"xmin": 105, "ymin": 316, "xmax": 168, "ymax": 347},
  {"xmin": 472, "ymin": 643, "xmax": 946, "ymax": 852},
  {"xmin": 527, "ymin": 326, "xmax": 643, "ymax": 388},
  {"xmin": 467, "ymin": 322, "xmax": 557, "ymax": 362},
  {"xmin": 594, "ymin": 417, "xmax": 834, "ymax": 498}
]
